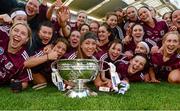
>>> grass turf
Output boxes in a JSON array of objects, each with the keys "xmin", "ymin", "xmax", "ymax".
[{"xmin": 0, "ymin": 82, "xmax": 179, "ymax": 110}]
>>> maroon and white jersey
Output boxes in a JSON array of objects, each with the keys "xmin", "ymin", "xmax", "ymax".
[
  {"xmin": 99, "ymin": 52, "xmax": 127, "ymax": 79},
  {"xmin": 150, "ymin": 52, "xmax": 180, "ymax": 80},
  {"xmin": 63, "ymin": 48, "xmax": 77, "ymax": 59},
  {"xmin": 94, "ymin": 50, "xmax": 106, "ymax": 60},
  {"xmin": 0, "ymin": 28, "xmax": 32, "ymax": 85},
  {"xmin": 142, "ymin": 19, "xmax": 169, "ymax": 47},
  {"xmin": 67, "ymin": 52, "xmax": 97, "ymax": 60},
  {"xmin": 116, "ymin": 61, "xmax": 145, "ymax": 82}
]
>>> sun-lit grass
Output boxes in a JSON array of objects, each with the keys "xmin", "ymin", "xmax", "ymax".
[{"xmin": 0, "ymin": 82, "xmax": 180, "ymax": 110}]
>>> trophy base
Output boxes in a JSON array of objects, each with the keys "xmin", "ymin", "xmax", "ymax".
[{"xmin": 66, "ymin": 88, "xmax": 97, "ymax": 98}]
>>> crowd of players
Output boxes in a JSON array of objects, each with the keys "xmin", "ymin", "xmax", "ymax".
[{"xmin": 0, "ymin": 0, "xmax": 179, "ymax": 92}]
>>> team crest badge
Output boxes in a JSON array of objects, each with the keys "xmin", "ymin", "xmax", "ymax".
[
  {"xmin": 160, "ymin": 30, "xmax": 165, "ymax": 36},
  {"xmin": 0, "ymin": 47, "xmax": 4, "ymax": 55},
  {"xmin": 5, "ymin": 62, "xmax": 13, "ymax": 70}
]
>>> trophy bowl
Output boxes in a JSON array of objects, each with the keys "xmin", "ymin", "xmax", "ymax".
[{"xmin": 51, "ymin": 59, "xmax": 108, "ymax": 98}]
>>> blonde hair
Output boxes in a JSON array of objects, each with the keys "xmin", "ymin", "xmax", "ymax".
[
  {"xmin": 10, "ymin": 22, "xmax": 32, "ymax": 46},
  {"xmin": 162, "ymin": 31, "xmax": 180, "ymax": 44},
  {"xmin": 162, "ymin": 31, "xmax": 180, "ymax": 53}
]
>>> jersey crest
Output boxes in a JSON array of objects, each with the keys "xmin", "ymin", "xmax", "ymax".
[
  {"xmin": 5, "ymin": 62, "xmax": 14, "ymax": 70},
  {"xmin": 0, "ymin": 47, "xmax": 4, "ymax": 55}
]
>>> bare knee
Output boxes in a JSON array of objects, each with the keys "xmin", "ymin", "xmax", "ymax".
[
  {"xmin": 32, "ymin": 73, "xmax": 47, "ymax": 84},
  {"xmin": 168, "ymin": 69, "xmax": 180, "ymax": 84}
]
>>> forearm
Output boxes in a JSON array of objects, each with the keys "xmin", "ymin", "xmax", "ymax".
[
  {"xmin": 61, "ymin": 25, "xmax": 70, "ymax": 37},
  {"xmin": 46, "ymin": 5, "xmax": 55, "ymax": 20},
  {"xmin": 24, "ymin": 54, "xmax": 48, "ymax": 68}
]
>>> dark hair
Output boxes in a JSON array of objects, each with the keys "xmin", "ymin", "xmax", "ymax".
[
  {"xmin": 37, "ymin": 20, "xmax": 54, "ymax": 32},
  {"xmin": 78, "ymin": 23, "xmax": 90, "ymax": 32},
  {"xmin": 100, "ymin": 22, "xmax": 112, "ymax": 33},
  {"xmin": 106, "ymin": 12, "xmax": 118, "ymax": 21},
  {"xmin": 138, "ymin": 6, "xmax": 151, "ymax": 12},
  {"xmin": 108, "ymin": 39, "xmax": 123, "ymax": 52},
  {"xmin": 53, "ymin": 37, "xmax": 70, "ymax": 50},
  {"xmin": 89, "ymin": 20, "xmax": 100, "ymax": 28},
  {"xmin": 130, "ymin": 23, "xmax": 144, "ymax": 34},
  {"xmin": 138, "ymin": 6, "xmax": 151, "ymax": 17},
  {"xmin": 114, "ymin": 7, "xmax": 123, "ymax": 12},
  {"xmin": 162, "ymin": 12, "xmax": 172, "ymax": 19}
]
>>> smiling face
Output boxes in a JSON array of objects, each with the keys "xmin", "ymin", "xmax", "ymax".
[
  {"xmin": 163, "ymin": 12, "xmax": 172, "ymax": 26},
  {"xmin": 108, "ymin": 42, "xmax": 122, "ymax": 61},
  {"xmin": 126, "ymin": 7, "xmax": 138, "ymax": 21},
  {"xmin": 163, "ymin": 33, "xmax": 179, "ymax": 55},
  {"xmin": 135, "ymin": 42, "xmax": 148, "ymax": 54},
  {"xmin": 98, "ymin": 26, "xmax": 110, "ymax": 42},
  {"xmin": 25, "ymin": 0, "xmax": 39, "ymax": 17},
  {"xmin": 69, "ymin": 30, "xmax": 81, "ymax": 48},
  {"xmin": 81, "ymin": 38, "xmax": 97, "ymax": 57},
  {"xmin": 128, "ymin": 55, "xmax": 146, "ymax": 74},
  {"xmin": 38, "ymin": 26, "xmax": 53, "ymax": 45},
  {"xmin": 132, "ymin": 24, "xmax": 144, "ymax": 43},
  {"xmin": 106, "ymin": 15, "xmax": 118, "ymax": 28},
  {"xmin": 9, "ymin": 24, "xmax": 29, "ymax": 51},
  {"xmin": 76, "ymin": 12, "xmax": 87, "ymax": 27},
  {"xmin": 138, "ymin": 7, "xmax": 152, "ymax": 23},
  {"xmin": 172, "ymin": 10, "xmax": 180, "ymax": 29}
]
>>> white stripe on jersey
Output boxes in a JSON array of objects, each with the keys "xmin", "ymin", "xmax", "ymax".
[
  {"xmin": 99, "ymin": 53, "xmax": 108, "ymax": 61},
  {"xmin": 114, "ymin": 56, "xmax": 129, "ymax": 64},
  {"xmin": 68, "ymin": 52, "xmax": 77, "ymax": 59},
  {"xmin": 145, "ymin": 38, "xmax": 157, "ymax": 46},
  {"xmin": 21, "ymin": 50, "xmax": 33, "ymax": 80},
  {"xmin": 140, "ymin": 72, "xmax": 144, "ymax": 80},
  {"xmin": 0, "ymin": 25, "xmax": 10, "ymax": 35},
  {"xmin": 35, "ymin": 50, "xmax": 44, "ymax": 57}
]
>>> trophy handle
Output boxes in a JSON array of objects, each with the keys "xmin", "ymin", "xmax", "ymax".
[
  {"xmin": 51, "ymin": 60, "xmax": 58, "ymax": 72},
  {"xmin": 51, "ymin": 60, "xmax": 65, "ymax": 91}
]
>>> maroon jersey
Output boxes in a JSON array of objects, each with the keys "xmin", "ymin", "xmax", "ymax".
[
  {"xmin": 123, "ymin": 39, "xmax": 136, "ymax": 52},
  {"xmin": 151, "ymin": 52, "xmax": 180, "ymax": 80},
  {"xmin": 116, "ymin": 61, "xmax": 144, "ymax": 82},
  {"xmin": 0, "ymin": 29, "xmax": 32, "ymax": 85},
  {"xmin": 99, "ymin": 42, "xmax": 110, "ymax": 53},
  {"xmin": 142, "ymin": 19, "xmax": 168, "ymax": 47}
]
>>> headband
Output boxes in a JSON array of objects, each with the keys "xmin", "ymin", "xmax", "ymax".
[
  {"xmin": 139, "ymin": 41, "xmax": 150, "ymax": 54},
  {"xmin": 80, "ymin": 32, "xmax": 98, "ymax": 44},
  {"xmin": 11, "ymin": 10, "xmax": 27, "ymax": 19}
]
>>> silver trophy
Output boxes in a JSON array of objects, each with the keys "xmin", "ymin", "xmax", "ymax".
[{"xmin": 51, "ymin": 59, "xmax": 108, "ymax": 98}]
